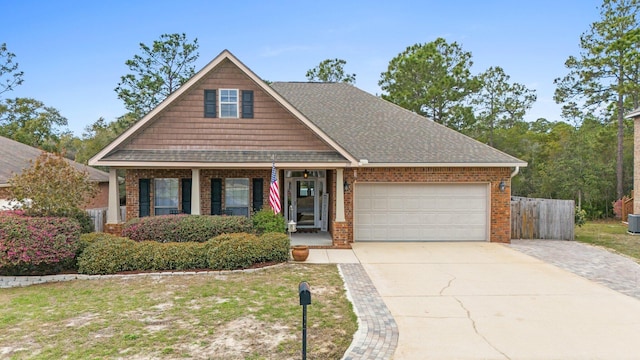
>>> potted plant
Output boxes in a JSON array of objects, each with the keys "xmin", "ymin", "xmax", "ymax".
[{"xmin": 291, "ymin": 245, "xmax": 309, "ymax": 261}]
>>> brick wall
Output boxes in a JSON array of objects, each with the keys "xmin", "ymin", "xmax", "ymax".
[
  {"xmin": 125, "ymin": 168, "xmax": 271, "ymax": 219},
  {"xmin": 83, "ymin": 182, "xmax": 109, "ymax": 209},
  {"xmin": 121, "ymin": 166, "xmax": 512, "ymax": 245},
  {"xmin": 1, "ymin": 183, "xmax": 109, "ymax": 210},
  {"xmin": 345, "ymin": 167, "xmax": 512, "ymax": 244}
]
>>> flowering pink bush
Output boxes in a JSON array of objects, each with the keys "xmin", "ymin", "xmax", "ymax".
[
  {"xmin": 612, "ymin": 196, "xmax": 631, "ymax": 220},
  {"xmin": 0, "ymin": 211, "xmax": 81, "ymax": 274}
]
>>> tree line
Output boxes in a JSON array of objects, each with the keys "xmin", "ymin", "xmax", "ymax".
[{"xmin": 1, "ymin": 0, "xmax": 638, "ymax": 219}]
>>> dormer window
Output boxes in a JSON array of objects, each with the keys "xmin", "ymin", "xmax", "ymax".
[{"xmin": 220, "ymin": 89, "xmax": 238, "ymax": 118}]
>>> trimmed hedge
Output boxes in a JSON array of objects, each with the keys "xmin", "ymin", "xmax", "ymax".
[
  {"xmin": 208, "ymin": 232, "xmax": 290, "ymax": 270},
  {"xmin": 0, "ymin": 211, "xmax": 81, "ymax": 275},
  {"xmin": 123, "ymin": 215, "xmax": 253, "ymax": 243},
  {"xmin": 76, "ymin": 236, "xmax": 136, "ymax": 275},
  {"xmin": 77, "ymin": 232, "xmax": 291, "ymax": 275}
]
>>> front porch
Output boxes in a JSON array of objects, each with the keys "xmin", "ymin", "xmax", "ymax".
[
  {"xmin": 104, "ymin": 167, "xmax": 352, "ymax": 248},
  {"xmin": 289, "ymin": 231, "xmax": 333, "ymax": 248}
]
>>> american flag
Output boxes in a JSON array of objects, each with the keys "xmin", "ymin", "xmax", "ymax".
[{"xmin": 269, "ymin": 161, "xmax": 281, "ymax": 214}]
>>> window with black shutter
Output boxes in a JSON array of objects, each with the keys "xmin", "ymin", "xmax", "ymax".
[
  {"xmin": 204, "ymin": 90, "xmax": 217, "ymax": 118},
  {"xmin": 182, "ymin": 178, "xmax": 192, "ymax": 214},
  {"xmin": 139, "ymin": 179, "xmax": 151, "ymax": 217},
  {"xmin": 242, "ymin": 90, "xmax": 254, "ymax": 119},
  {"xmin": 252, "ymin": 178, "xmax": 263, "ymax": 213},
  {"xmin": 211, "ymin": 178, "xmax": 222, "ymax": 215}
]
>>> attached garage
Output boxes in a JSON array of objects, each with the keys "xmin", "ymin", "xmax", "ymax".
[{"xmin": 354, "ymin": 183, "xmax": 489, "ymax": 241}]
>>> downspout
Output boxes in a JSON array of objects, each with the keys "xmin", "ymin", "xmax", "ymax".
[{"xmin": 510, "ymin": 166, "xmax": 520, "ymax": 179}]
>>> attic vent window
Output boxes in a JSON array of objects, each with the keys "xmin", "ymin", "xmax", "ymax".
[{"xmin": 220, "ymin": 89, "xmax": 238, "ymax": 118}]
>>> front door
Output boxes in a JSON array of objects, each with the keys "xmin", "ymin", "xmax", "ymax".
[
  {"xmin": 285, "ymin": 170, "xmax": 327, "ymax": 230},
  {"xmin": 293, "ymin": 179, "xmax": 317, "ymax": 228}
]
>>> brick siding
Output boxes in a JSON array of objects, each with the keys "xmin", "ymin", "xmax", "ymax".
[
  {"xmin": 122, "ymin": 166, "xmax": 512, "ymax": 246},
  {"xmin": 343, "ymin": 167, "xmax": 512, "ymax": 244},
  {"xmin": 125, "ymin": 169, "xmax": 271, "ymax": 219}
]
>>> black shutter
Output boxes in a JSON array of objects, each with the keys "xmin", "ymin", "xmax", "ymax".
[
  {"xmin": 204, "ymin": 90, "xmax": 217, "ymax": 118},
  {"xmin": 252, "ymin": 178, "xmax": 264, "ymax": 213},
  {"xmin": 211, "ymin": 178, "xmax": 222, "ymax": 215},
  {"xmin": 139, "ymin": 179, "xmax": 150, "ymax": 217},
  {"xmin": 241, "ymin": 90, "xmax": 253, "ymax": 119},
  {"xmin": 182, "ymin": 178, "xmax": 192, "ymax": 214}
]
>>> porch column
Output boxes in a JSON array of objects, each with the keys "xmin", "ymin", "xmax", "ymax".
[
  {"xmin": 191, "ymin": 168, "xmax": 201, "ymax": 215},
  {"xmin": 106, "ymin": 168, "xmax": 121, "ymax": 223},
  {"xmin": 335, "ymin": 168, "xmax": 346, "ymax": 221}
]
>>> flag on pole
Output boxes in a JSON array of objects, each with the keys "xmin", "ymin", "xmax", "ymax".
[{"xmin": 269, "ymin": 161, "xmax": 281, "ymax": 214}]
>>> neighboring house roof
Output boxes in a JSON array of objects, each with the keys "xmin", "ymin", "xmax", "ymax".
[
  {"xmin": 625, "ymin": 107, "xmax": 640, "ymax": 118},
  {"xmin": 90, "ymin": 50, "xmax": 525, "ymax": 168},
  {"xmin": 0, "ymin": 135, "xmax": 110, "ymax": 187},
  {"xmin": 271, "ymin": 82, "xmax": 525, "ymax": 166}
]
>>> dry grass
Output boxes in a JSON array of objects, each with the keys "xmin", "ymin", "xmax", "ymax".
[
  {"xmin": 0, "ymin": 264, "xmax": 357, "ymax": 359},
  {"xmin": 575, "ymin": 219, "xmax": 640, "ymax": 261}
]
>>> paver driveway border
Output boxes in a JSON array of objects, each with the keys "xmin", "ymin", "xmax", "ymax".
[{"xmin": 351, "ymin": 241, "xmax": 640, "ymax": 360}]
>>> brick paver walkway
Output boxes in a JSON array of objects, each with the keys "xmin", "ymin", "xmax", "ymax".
[
  {"xmin": 339, "ymin": 263, "xmax": 398, "ymax": 360},
  {"xmin": 510, "ymin": 239, "xmax": 640, "ymax": 300}
]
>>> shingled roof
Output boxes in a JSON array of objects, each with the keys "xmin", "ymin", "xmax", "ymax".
[
  {"xmin": 90, "ymin": 50, "xmax": 525, "ymax": 168},
  {"xmin": 271, "ymin": 82, "xmax": 526, "ymax": 166},
  {"xmin": 0, "ymin": 136, "xmax": 109, "ymax": 186}
]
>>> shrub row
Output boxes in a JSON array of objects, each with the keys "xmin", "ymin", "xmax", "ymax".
[
  {"xmin": 123, "ymin": 215, "xmax": 253, "ymax": 243},
  {"xmin": 77, "ymin": 232, "xmax": 290, "ymax": 275},
  {"xmin": 0, "ymin": 211, "xmax": 81, "ymax": 275}
]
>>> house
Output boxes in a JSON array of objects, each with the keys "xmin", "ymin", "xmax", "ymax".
[
  {"xmin": 89, "ymin": 50, "xmax": 526, "ymax": 247},
  {"xmin": 0, "ymin": 135, "xmax": 110, "ymax": 210},
  {"xmin": 627, "ymin": 107, "xmax": 640, "ymax": 215}
]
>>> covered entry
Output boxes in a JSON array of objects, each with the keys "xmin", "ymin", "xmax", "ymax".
[{"xmin": 354, "ymin": 183, "xmax": 488, "ymax": 241}]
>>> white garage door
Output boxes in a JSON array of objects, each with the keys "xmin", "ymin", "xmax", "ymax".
[{"xmin": 354, "ymin": 183, "xmax": 488, "ymax": 241}]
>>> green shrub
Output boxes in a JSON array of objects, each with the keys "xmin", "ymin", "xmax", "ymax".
[
  {"xmin": 252, "ymin": 208, "xmax": 286, "ymax": 234},
  {"xmin": 153, "ymin": 242, "xmax": 209, "ymax": 270},
  {"xmin": 257, "ymin": 232, "xmax": 290, "ymax": 263},
  {"xmin": 78, "ymin": 236, "xmax": 211, "ymax": 274},
  {"xmin": 70, "ymin": 209, "xmax": 95, "ymax": 234},
  {"xmin": 77, "ymin": 232, "xmax": 289, "ymax": 275},
  {"xmin": 0, "ymin": 211, "xmax": 81, "ymax": 275},
  {"xmin": 77, "ymin": 236, "xmax": 136, "ymax": 275},
  {"xmin": 123, "ymin": 215, "xmax": 253, "ymax": 243},
  {"xmin": 207, "ymin": 233, "xmax": 261, "ymax": 270},
  {"xmin": 207, "ymin": 232, "xmax": 290, "ymax": 270}
]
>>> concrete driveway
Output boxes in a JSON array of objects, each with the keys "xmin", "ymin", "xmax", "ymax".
[{"xmin": 351, "ymin": 242, "xmax": 640, "ymax": 360}]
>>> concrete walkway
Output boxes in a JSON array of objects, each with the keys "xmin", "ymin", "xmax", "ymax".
[{"xmin": 351, "ymin": 242, "xmax": 640, "ymax": 360}]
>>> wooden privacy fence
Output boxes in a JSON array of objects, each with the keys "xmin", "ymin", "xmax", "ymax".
[
  {"xmin": 511, "ymin": 197, "xmax": 575, "ymax": 240},
  {"xmin": 86, "ymin": 206, "xmax": 126, "ymax": 232}
]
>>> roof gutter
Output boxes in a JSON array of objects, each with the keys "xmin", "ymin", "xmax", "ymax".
[{"xmin": 353, "ymin": 162, "xmax": 528, "ymax": 168}]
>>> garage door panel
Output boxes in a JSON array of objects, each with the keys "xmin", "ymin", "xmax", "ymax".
[
  {"xmin": 355, "ymin": 183, "xmax": 488, "ymax": 242},
  {"xmin": 373, "ymin": 198, "xmax": 388, "ymax": 210}
]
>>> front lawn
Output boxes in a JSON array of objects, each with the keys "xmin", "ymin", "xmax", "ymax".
[
  {"xmin": 575, "ymin": 219, "xmax": 640, "ymax": 261},
  {"xmin": 0, "ymin": 264, "xmax": 357, "ymax": 360}
]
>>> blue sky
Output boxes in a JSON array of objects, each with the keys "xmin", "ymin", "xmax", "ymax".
[{"xmin": 3, "ymin": 0, "xmax": 602, "ymax": 136}]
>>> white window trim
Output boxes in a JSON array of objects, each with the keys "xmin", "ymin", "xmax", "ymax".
[
  {"xmin": 154, "ymin": 178, "xmax": 179, "ymax": 215},
  {"xmin": 225, "ymin": 178, "xmax": 249, "ymax": 216},
  {"xmin": 219, "ymin": 89, "xmax": 239, "ymax": 118}
]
